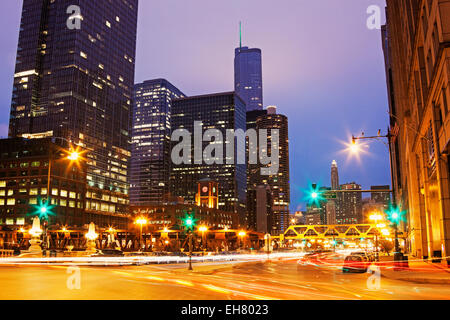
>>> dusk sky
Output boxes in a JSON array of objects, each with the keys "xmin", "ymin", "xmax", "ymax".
[{"xmin": 0, "ymin": 0, "xmax": 389, "ymax": 212}]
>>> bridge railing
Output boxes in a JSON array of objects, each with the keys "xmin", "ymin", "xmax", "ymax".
[{"xmin": 275, "ymin": 224, "xmax": 387, "ymax": 240}]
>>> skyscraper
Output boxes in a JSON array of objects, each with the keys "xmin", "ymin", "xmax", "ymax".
[
  {"xmin": 234, "ymin": 26, "xmax": 263, "ymax": 111},
  {"xmin": 8, "ymin": 0, "xmax": 139, "ymax": 226},
  {"xmin": 330, "ymin": 160, "xmax": 341, "ymax": 225},
  {"xmin": 370, "ymin": 185, "xmax": 391, "ymax": 209},
  {"xmin": 131, "ymin": 79, "xmax": 185, "ymax": 205},
  {"xmin": 170, "ymin": 92, "xmax": 247, "ymax": 222},
  {"xmin": 253, "ymin": 106, "xmax": 290, "ymax": 234},
  {"xmin": 331, "ymin": 160, "xmax": 339, "ymax": 190},
  {"xmin": 337, "ymin": 182, "xmax": 362, "ymax": 224}
]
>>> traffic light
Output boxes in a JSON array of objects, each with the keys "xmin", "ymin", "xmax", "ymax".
[
  {"xmin": 32, "ymin": 197, "xmax": 55, "ymax": 220},
  {"xmin": 182, "ymin": 212, "xmax": 197, "ymax": 231},
  {"xmin": 387, "ymin": 205, "xmax": 404, "ymax": 224},
  {"xmin": 307, "ymin": 183, "xmax": 324, "ymax": 205}
]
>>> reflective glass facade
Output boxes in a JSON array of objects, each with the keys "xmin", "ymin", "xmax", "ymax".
[
  {"xmin": 234, "ymin": 47, "xmax": 263, "ymax": 111},
  {"xmin": 8, "ymin": 0, "xmax": 138, "ymax": 224},
  {"xmin": 170, "ymin": 92, "xmax": 247, "ymax": 223},
  {"xmin": 131, "ymin": 79, "xmax": 185, "ymax": 205}
]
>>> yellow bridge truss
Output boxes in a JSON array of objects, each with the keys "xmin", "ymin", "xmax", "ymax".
[{"xmin": 274, "ymin": 224, "xmax": 390, "ymax": 240}]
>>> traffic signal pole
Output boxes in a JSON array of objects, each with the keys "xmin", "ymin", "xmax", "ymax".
[{"xmin": 188, "ymin": 232, "xmax": 193, "ymax": 271}]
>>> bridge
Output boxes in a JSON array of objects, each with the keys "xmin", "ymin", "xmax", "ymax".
[{"xmin": 274, "ymin": 224, "xmax": 393, "ymax": 240}]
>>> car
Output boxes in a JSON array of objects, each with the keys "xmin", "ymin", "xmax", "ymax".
[
  {"xmin": 342, "ymin": 252, "xmax": 372, "ymax": 273},
  {"xmin": 91, "ymin": 249, "xmax": 125, "ymax": 257}
]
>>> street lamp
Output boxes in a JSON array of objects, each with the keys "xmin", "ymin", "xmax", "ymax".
[
  {"xmin": 350, "ymin": 130, "xmax": 404, "ymax": 263},
  {"xmin": 42, "ymin": 138, "xmax": 83, "ymax": 256},
  {"xmin": 198, "ymin": 226, "xmax": 208, "ymax": 252},
  {"xmin": 238, "ymin": 230, "xmax": 246, "ymax": 250},
  {"xmin": 369, "ymin": 212, "xmax": 383, "ymax": 261},
  {"xmin": 135, "ymin": 217, "xmax": 148, "ymax": 252}
]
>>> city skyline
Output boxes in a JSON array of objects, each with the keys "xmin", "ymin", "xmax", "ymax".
[{"xmin": 0, "ymin": 0, "xmax": 390, "ymax": 212}]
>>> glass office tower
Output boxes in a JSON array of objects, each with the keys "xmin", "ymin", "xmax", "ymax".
[
  {"xmin": 131, "ymin": 79, "xmax": 185, "ymax": 205},
  {"xmin": 234, "ymin": 46, "xmax": 263, "ymax": 111},
  {"xmin": 8, "ymin": 0, "xmax": 138, "ymax": 226},
  {"xmin": 170, "ymin": 92, "xmax": 247, "ymax": 223}
]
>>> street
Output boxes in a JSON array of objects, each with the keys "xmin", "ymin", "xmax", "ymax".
[{"xmin": 1, "ymin": 257, "xmax": 449, "ymax": 300}]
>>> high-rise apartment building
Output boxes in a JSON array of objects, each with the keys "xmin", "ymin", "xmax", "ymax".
[
  {"xmin": 170, "ymin": 92, "xmax": 247, "ymax": 222},
  {"xmin": 8, "ymin": 0, "xmax": 138, "ymax": 227},
  {"xmin": 131, "ymin": 79, "xmax": 185, "ymax": 205},
  {"xmin": 337, "ymin": 183, "xmax": 362, "ymax": 224},
  {"xmin": 253, "ymin": 106, "xmax": 290, "ymax": 234},
  {"xmin": 234, "ymin": 46, "xmax": 263, "ymax": 111},
  {"xmin": 383, "ymin": 0, "xmax": 450, "ymax": 263},
  {"xmin": 370, "ymin": 185, "xmax": 391, "ymax": 209}
]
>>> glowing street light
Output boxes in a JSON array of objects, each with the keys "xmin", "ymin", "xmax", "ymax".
[
  {"xmin": 369, "ymin": 211, "xmax": 384, "ymax": 261},
  {"xmin": 238, "ymin": 230, "xmax": 246, "ymax": 250},
  {"xmin": 198, "ymin": 226, "xmax": 208, "ymax": 252},
  {"xmin": 135, "ymin": 217, "xmax": 148, "ymax": 252},
  {"xmin": 67, "ymin": 151, "xmax": 80, "ymax": 161}
]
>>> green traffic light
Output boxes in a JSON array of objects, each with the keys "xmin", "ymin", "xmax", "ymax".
[
  {"xmin": 31, "ymin": 197, "xmax": 55, "ymax": 220},
  {"xmin": 182, "ymin": 212, "xmax": 197, "ymax": 230},
  {"xmin": 386, "ymin": 205, "xmax": 405, "ymax": 224},
  {"xmin": 306, "ymin": 183, "xmax": 324, "ymax": 205}
]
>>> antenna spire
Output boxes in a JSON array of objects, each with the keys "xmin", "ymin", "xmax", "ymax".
[{"xmin": 239, "ymin": 21, "xmax": 242, "ymax": 49}]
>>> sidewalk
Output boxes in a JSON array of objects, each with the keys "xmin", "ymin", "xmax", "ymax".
[{"xmin": 380, "ymin": 258, "xmax": 450, "ymax": 285}]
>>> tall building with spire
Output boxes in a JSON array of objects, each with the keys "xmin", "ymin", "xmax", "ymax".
[
  {"xmin": 329, "ymin": 160, "xmax": 340, "ymax": 225},
  {"xmin": 331, "ymin": 160, "xmax": 339, "ymax": 190},
  {"xmin": 234, "ymin": 23, "xmax": 263, "ymax": 111}
]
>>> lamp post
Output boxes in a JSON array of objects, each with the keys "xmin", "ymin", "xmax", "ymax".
[
  {"xmin": 198, "ymin": 226, "xmax": 208, "ymax": 253},
  {"xmin": 238, "ymin": 231, "xmax": 246, "ymax": 250},
  {"xmin": 44, "ymin": 137, "xmax": 81, "ymax": 256},
  {"xmin": 369, "ymin": 212, "xmax": 383, "ymax": 261},
  {"xmin": 135, "ymin": 217, "xmax": 148, "ymax": 252},
  {"xmin": 351, "ymin": 131, "xmax": 402, "ymax": 260}
]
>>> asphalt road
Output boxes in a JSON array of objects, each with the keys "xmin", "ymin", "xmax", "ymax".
[{"xmin": 0, "ymin": 258, "xmax": 449, "ymax": 300}]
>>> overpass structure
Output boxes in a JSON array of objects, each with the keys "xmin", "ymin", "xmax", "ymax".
[{"xmin": 273, "ymin": 224, "xmax": 397, "ymax": 240}]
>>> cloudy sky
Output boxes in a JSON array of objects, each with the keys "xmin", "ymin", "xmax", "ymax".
[{"xmin": 0, "ymin": 0, "xmax": 388, "ymax": 211}]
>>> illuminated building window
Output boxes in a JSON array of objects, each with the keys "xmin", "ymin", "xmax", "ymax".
[
  {"xmin": 29, "ymin": 198, "xmax": 37, "ymax": 205},
  {"xmin": 60, "ymin": 190, "xmax": 68, "ymax": 197},
  {"xmin": 16, "ymin": 218, "xmax": 25, "ymax": 225},
  {"xmin": 6, "ymin": 219, "xmax": 14, "ymax": 225},
  {"xmin": 60, "ymin": 199, "xmax": 67, "ymax": 207},
  {"xmin": 51, "ymin": 188, "xmax": 58, "ymax": 196},
  {"xmin": 7, "ymin": 198, "xmax": 15, "ymax": 205},
  {"xmin": 29, "ymin": 188, "xmax": 38, "ymax": 195},
  {"xmin": 41, "ymin": 188, "xmax": 47, "ymax": 195}
]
